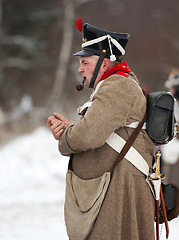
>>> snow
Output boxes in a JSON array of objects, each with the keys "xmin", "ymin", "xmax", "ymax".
[
  {"xmin": 0, "ymin": 127, "xmax": 69, "ymax": 240},
  {"xmin": 0, "ymin": 126, "xmax": 178, "ymax": 240},
  {"xmin": 161, "ymin": 138, "xmax": 179, "ymax": 164}
]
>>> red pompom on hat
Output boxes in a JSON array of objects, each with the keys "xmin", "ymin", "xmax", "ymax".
[{"xmin": 76, "ymin": 17, "xmax": 82, "ymax": 32}]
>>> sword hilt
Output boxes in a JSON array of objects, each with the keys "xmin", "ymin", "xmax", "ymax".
[
  {"xmin": 150, "ymin": 150, "xmax": 165, "ymax": 180},
  {"xmin": 156, "ymin": 151, "xmax": 161, "ymax": 179}
]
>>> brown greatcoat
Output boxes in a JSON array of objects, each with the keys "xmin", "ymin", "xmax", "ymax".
[{"xmin": 59, "ymin": 71, "xmax": 156, "ymax": 240}]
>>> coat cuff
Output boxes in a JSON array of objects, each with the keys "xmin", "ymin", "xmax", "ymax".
[{"xmin": 58, "ymin": 124, "xmax": 77, "ymax": 156}]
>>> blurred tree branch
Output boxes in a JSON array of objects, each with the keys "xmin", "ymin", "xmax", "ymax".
[
  {"xmin": 47, "ymin": 0, "xmax": 75, "ymax": 110},
  {"xmin": 0, "ymin": 57, "xmax": 54, "ymax": 70},
  {"xmin": 0, "ymin": 35, "xmax": 45, "ymax": 56}
]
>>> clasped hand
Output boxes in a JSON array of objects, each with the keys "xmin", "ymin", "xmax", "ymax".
[{"xmin": 47, "ymin": 112, "xmax": 74, "ymax": 140}]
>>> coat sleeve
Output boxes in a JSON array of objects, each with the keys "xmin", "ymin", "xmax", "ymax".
[{"xmin": 59, "ymin": 75, "xmax": 141, "ymax": 155}]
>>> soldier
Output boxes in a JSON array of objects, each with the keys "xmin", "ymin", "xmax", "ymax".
[
  {"xmin": 161, "ymin": 68, "xmax": 179, "ymax": 188},
  {"xmin": 47, "ymin": 18, "xmax": 155, "ymax": 240}
]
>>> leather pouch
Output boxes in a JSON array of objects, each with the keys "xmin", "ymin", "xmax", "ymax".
[
  {"xmin": 146, "ymin": 92, "xmax": 174, "ymax": 145},
  {"xmin": 159, "ymin": 183, "xmax": 179, "ymax": 223}
]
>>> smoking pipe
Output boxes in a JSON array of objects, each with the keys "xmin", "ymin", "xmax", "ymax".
[{"xmin": 76, "ymin": 77, "xmax": 86, "ymax": 91}]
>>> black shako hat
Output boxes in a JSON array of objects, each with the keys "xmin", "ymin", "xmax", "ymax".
[{"xmin": 73, "ymin": 17, "xmax": 130, "ymax": 61}]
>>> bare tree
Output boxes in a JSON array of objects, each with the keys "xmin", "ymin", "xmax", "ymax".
[
  {"xmin": 47, "ymin": 0, "xmax": 101, "ymax": 111},
  {"xmin": 48, "ymin": 0, "xmax": 75, "ymax": 110}
]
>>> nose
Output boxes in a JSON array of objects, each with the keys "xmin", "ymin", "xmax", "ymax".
[{"xmin": 78, "ymin": 64, "xmax": 83, "ymax": 73}]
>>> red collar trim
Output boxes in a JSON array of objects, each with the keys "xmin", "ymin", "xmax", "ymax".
[{"xmin": 101, "ymin": 62, "xmax": 131, "ymax": 81}]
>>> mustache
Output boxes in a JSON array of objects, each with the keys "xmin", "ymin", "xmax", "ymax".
[{"xmin": 76, "ymin": 77, "xmax": 86, "ymax": 91}]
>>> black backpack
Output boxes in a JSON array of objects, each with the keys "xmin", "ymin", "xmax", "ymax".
[
  {"xmin": 146, "ymin": 91, "xmax": 175, "ymax": 145},
  {"xmin": 145, "ymin": 91, "xmax": 179, "ymax": 224}
]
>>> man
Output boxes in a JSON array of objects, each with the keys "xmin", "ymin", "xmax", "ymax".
[
  {"xmin": 161, "ymin": 68, "xmax": 179, "ymax": 188},
  {"xmin": 47, "ymin": 18, "xmax": 155, "ymax": 240}
]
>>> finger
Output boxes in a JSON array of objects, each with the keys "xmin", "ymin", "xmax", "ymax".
[
  {"xmin": 47, "ymin": 117, "xmax": 53, "ymax": 128},
  {"xmin": 50, "ymin": 117, "xmax": 59, "ymax": 125},
  {"xmin": 51, "ymin": 125, "xmax": 65, "ymax": 135},
  {"xmin": 47, "ymin": 120, "xmax": 51, "ymax": 128},
  {"xmin": 51, "ymin": 121, "xmax": 63, "ymax": 131},
  {"xmin": 53, "ymin": 113, "xmax": 75, "ymax": 127},
  {"xmin": 53, "ymin": 128, "xmax": 64, "ymax": 140},
  {"xmin": 53, "ymin": 112, "xmax": 67, "ymax": 122},
  {"xmin": 49, "ymin": 116, "xmax": 57, "ymax": 121},
  {"xmin": 52, "ymin": 124, "xmax": 65, "ymax": 135}
]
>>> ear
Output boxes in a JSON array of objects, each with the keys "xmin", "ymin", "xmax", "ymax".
[{"xmin": 102, "ymin": 58, "xmax": 111, "ymax": 72}]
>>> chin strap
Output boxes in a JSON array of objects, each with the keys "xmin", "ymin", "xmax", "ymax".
[{"xmin": 89, "ymin": 50, "xmax": 106, "ymax": 89}]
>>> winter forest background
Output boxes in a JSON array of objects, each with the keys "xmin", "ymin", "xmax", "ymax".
[
  {"xmin": 0, "ymin": 0, "xmax": 179, "ymax": 144},
  {"xmin": 0, "ymin": 0, "xmax": 179, "ymax": 239}
]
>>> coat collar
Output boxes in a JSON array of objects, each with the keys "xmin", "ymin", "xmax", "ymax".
[{"xmin": 101, "ymin": 62, "xmax": 131, "ymax": 81}]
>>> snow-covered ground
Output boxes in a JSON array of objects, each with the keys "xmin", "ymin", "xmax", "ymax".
[
  {"xmin": 0, "ymin": 127, "xmax": 178, "ymax": 240},
  {"xmin": 0, "ymin": 127, "xmax": 68, "ymax": 240}
]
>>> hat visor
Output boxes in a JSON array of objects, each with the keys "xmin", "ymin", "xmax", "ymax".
[{"xmin": 73, "ymin": 48, "xmax": 100, "ymax": 57}]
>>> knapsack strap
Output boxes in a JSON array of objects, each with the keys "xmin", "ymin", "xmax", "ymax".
[{"xmin": 111, "ymin": 110, "xmax": 146, "ymax": 172}]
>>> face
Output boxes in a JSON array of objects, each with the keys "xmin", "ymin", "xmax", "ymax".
[
  {"xmin": 78, "ymin": 55, "xmax": 112, "ymax": 89},
  {"xmin": 78, "ymin": 56, "xmax": 99, "ymax": 88}
]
